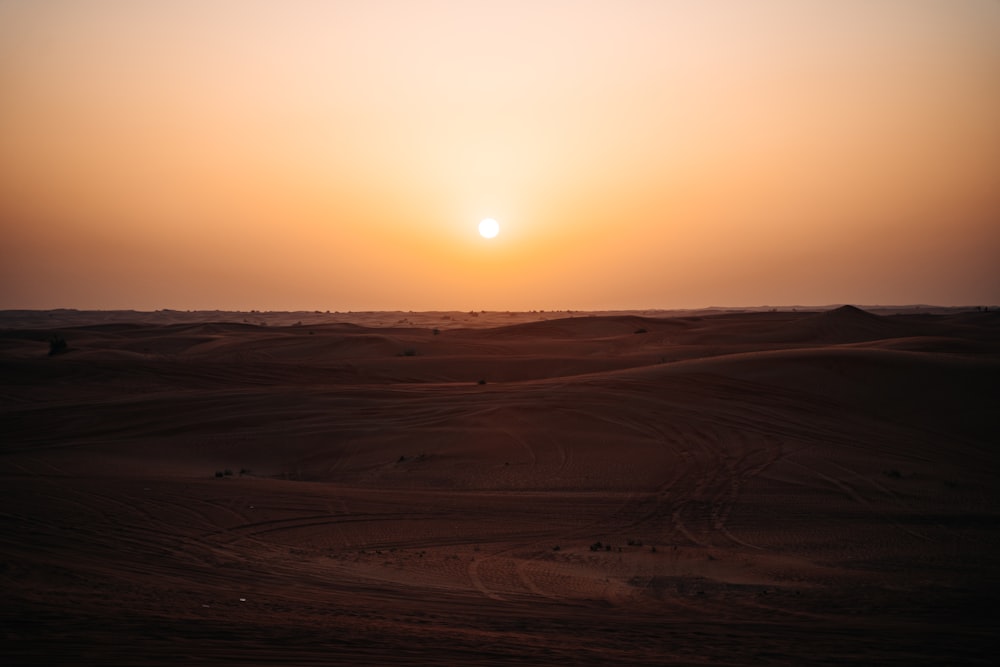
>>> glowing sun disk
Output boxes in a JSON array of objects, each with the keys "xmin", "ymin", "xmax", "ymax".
[{"xmin": 479, "ymin": 218, "xmax": 500, "ymax": 239}]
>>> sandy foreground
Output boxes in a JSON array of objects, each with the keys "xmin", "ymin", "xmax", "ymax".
[{"xmin": 1, "ymin": 306, "xmax": 998, "ymax": 665}]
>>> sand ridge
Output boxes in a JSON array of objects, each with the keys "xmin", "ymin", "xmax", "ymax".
[{"xmin": 1, "ymin": 306, "xmax": 998, "ymax": 664}]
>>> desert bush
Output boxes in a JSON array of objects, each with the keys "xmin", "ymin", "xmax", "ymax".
[
  {"xmin": 400, "ymin": 348, "xmax": 417, "ymax": 357},
  {"xmin": 48, "ymin": 334, "xmax": 68, "ymax": 356}
]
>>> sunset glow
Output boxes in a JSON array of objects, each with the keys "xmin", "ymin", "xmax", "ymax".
[{"xmin": 1, "ymin": 1, "xmax": 998, "ymax": 310}]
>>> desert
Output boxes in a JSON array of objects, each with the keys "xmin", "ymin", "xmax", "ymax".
[
  {"xmin": 1, "ymin": 305, "xmax": 998, "ymax": 665},
  {"xmin": 4, "ymin": 1, "xmax": 998, "ymax": 664}
]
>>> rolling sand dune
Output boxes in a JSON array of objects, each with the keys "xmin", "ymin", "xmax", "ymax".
[{"xmin": 2, "ymin": 307, "xmax": 998, "ymax": 665}]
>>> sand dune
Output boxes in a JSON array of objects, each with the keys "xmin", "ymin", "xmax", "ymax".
[{"xmin": 1, "ymin": 307, "xmax": 998, "ymax": 665}]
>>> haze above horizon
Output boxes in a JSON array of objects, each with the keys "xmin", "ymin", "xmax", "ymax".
[{"xmin": 2, "ymin": 1, "xmax": 998, "ymax": 311}]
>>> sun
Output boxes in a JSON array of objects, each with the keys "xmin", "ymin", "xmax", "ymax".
[{"xmin": 478, "ymin": 218, "xmax": 500, "ymax": 239}]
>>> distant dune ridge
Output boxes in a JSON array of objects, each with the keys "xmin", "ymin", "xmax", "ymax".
[{"xmin": 1, "ymin": 306, "xmax": 998, "ymax": 665}]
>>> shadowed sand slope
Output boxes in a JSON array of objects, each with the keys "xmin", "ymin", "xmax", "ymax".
[{"xmin": 2, "ymin": 307, "xmax": 999, "ymax": 665}]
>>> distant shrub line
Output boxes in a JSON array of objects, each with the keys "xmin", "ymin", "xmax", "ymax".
[{"xmin": 214, "ymin": 468, "xmax": 251, "ymax": 478}]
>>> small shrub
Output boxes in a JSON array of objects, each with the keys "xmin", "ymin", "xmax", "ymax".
[
  {"xmin": 214, "ymin": 471, "xmax": 224, "ymax": 478},
  {"xmin": 400, "ymin": 348, "xmax": 417, "ymax": 357},
  {"xmin": 477, "ymin": 379, "xmax": 487, "ymax": 385},
  {"xmin": 48, "ymin": 335, "xmax": 68, "ymax": 356},
  {"xmin": 634, "ymin": 328, "xmax": 648, "ymax": 334}
]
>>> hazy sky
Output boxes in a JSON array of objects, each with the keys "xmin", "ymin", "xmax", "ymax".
[{"xmin": 2, "ymin": 0, "xmax": 998, "ymax": 310}]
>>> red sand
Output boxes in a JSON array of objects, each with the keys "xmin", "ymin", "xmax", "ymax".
[{"xmin": 2, "ymin": 306, "xmax": 998, "ymax": 665}]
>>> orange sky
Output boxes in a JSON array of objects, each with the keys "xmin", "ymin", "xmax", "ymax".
[{"xmin": 2, "ymin": 0, "xmax": 998, "ymax": 310}]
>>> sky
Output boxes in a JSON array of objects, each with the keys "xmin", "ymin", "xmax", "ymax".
[{"xmin": 1, "ymin": 0, "xmax": 998, "ymax": 311}]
